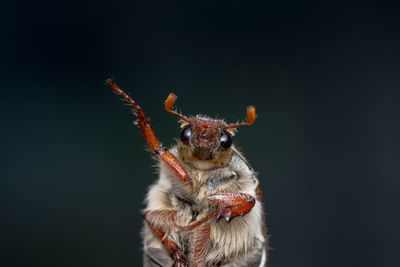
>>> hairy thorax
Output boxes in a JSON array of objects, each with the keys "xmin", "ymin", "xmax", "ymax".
[{"xmin": 144, "ymin": 145, "xmax": 265, "ymax": 266}]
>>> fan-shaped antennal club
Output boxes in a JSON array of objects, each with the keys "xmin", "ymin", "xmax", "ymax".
[
  {"xmin": 226, "ymin": 105, "xmax": 257, "ymax": 129},
  {"xmin": 164, "ymin": 93, "xmax": 191, "ymax": 123}
]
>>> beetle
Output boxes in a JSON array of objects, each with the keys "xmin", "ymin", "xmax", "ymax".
[{"xmin": 107, "ymin": 78, "xmax": 268, "ymax": 267}]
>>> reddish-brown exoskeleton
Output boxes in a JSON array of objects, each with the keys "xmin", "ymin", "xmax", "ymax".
[{"xmin": 107, "ymin": 78, "xmax": 268, "ymax": 267}]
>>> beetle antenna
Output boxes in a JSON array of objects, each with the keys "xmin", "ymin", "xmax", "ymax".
[
  {"xmin": 164, "ymin": 93, "xmax": 191, "ymax": 123},
  {"xmin": 226, "ymin": 106, "xmax": 256, "ymax": 129}
]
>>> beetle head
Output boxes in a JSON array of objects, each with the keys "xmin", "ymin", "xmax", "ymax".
[{"xmin": 165, "ymin": 93, "xmax": 256, "ymax": 169}]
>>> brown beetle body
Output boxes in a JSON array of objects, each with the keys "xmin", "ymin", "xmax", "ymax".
[{"xmin": 107, "ymin": 79, "xmax": 268, "ymax": 266}]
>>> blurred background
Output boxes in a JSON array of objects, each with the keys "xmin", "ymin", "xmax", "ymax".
[{"xmin": 1, "ymin": 1, "xmax": 400, "ymax": 266}]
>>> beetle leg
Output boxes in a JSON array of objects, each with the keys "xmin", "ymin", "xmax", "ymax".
[
  {"xmin": 144, "ymin": 210, "xmax": 188, "ymax": 267},
  {"xmin": 178, "ymin": 191, "xmax": 256, "ymax": 231},
  {"xmin": 210, "ymin": 191, "xmax": 256, "ymax": 222},
  {"xmin": 106, "ymin": 78, "xmax": 191, "ymax": 184},
  {"xmin": 189, "ymin": 222, "xmax": 210, "ymax": 266}
]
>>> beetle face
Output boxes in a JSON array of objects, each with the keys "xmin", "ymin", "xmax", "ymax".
[
  {"xmin": 178, "ymin": 116, "xmax": 233, "ymax": 161},
  {"xmin": 163, "ymin": 92, "xmax": 254, "ymax": 168}
]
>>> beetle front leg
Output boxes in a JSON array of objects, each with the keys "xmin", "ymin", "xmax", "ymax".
[
  {"xmin": 144, "ymin": 210, "xmax": 188, "ymax": 267},
  {"xmin": 178, "ymin": 191, "xmax": 256, "ymax": 231},
  {"xmin": 210, "ymin": 191, "xmax": 256, "ymax": 222},
  {"xmin": 106, "ymin": 78, "xmax": 191, "ymax": 185}
]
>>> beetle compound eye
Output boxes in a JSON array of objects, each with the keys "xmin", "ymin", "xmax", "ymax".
[
  {"xmin": 220, "ymin": 130, "xmax": 232, "ymax": 149},
  {"xmin": 180, "ymin": 125, "xmax": 192, "ymax": 145}
]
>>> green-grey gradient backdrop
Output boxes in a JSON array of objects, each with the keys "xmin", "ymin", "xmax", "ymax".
[{"xmin": 2, "ymin": 1, "xmax": 400, "ymax": 267}]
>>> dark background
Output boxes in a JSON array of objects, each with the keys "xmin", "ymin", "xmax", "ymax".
[{"xmin": 1, "ymin": 1, "xmax": 400, "ymax": 266}]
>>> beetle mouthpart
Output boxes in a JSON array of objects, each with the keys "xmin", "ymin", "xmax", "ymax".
[{"xmin": 194, "ymin": 148, "xmax": 214, "ymax": 160}]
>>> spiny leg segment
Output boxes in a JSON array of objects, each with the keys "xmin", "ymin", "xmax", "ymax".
[
  {"xmin": 144, "ymin": 210, "xmax": 187, "ymax": 266},
  {"xmin": 178, "ymin": 191, "xmax": 256, "ymax": 232},
  {"xmin": 106, "ymin": 78, "xmax": 191, "ymax": 184}
]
